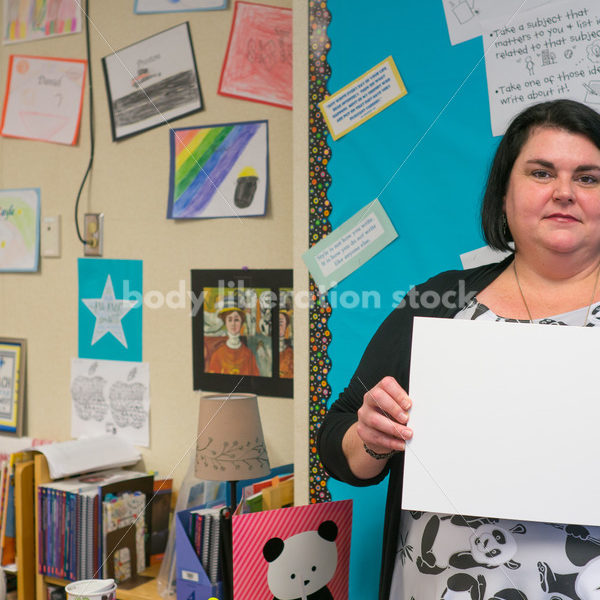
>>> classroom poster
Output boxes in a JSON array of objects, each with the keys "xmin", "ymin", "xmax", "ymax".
[
  {"xmin": 71, "ymin": 358, "xmax": 150, "ymax": 447},
  {"xmin": 484, "ymin": 0, "xmax": 600, "ymax": 135},
  {"xmin": 3, "ymin": 0, "xmax": 82, "ymax": 44},
  {"xmin": 0, "ymin": 188, "xmax": 39, "ymax": 272},
  {"xmin": 0, "ymin": 55, "xmax": 86, "ymax": 145},
  {"xmin": 78, "ymin": 258, "xmax": 143, "ymax": 362}
]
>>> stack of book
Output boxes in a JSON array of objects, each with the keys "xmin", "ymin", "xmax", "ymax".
[{"xmin": 37, "ymin": 469, "xmax": 153, "ymax": 581}]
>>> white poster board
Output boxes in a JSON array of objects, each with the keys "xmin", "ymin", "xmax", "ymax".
[{"xmin": 403, "ymin": 317, "xmax": 600, "ymax": 526}]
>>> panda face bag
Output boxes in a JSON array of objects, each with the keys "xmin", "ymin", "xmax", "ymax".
[{"xmin": 232, "ymin": 499, "xmax": 352, "ymax": 600}]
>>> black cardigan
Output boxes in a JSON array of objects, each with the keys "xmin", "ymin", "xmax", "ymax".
[{"xmin": 316, "ymin": 256, "xmax": 512, "ymax": 600}]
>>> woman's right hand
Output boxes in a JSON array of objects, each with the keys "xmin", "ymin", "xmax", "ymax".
[{"xmin": 356, "ymin": 376, "xmax": 413, "ymax": 455}]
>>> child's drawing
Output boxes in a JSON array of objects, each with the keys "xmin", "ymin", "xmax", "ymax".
[
  {"xmin": 71, "ymin": 359, "xmax": 150, "ymax": 447},
  {"xmin": 167, "ymin": 120, "xmax": 268, "ymax": 219}
]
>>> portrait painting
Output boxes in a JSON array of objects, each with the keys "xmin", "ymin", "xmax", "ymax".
[{"xmin": 191, "ymin": 269, "xmax": 292, "ymax": 397}]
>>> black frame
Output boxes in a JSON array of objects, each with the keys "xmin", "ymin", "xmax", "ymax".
[{"xmin": 191, "ymin": 269, "xmax": 293, "ymax": 398}]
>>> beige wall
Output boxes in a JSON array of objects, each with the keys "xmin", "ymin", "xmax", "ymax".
[{"xmin": 0, "ymin": 0, "xmax": 306, "ymax": 495}]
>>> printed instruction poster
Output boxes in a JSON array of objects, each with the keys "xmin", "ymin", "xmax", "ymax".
[
  {"xmin": 302, "ymin": 198, "xmax": 397, "ymax": 291},
  {"xmin": 484, "ymin": 0, "xmax": 600, "ymax": 135},
  {"xmin": 319, "ymin": 56, "xmax": 407, "ymax": 140}
]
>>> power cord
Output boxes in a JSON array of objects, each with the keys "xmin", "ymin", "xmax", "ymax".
[{"xmin": 74, "ymin": 0, "xmax": 95, "ymax": 246}]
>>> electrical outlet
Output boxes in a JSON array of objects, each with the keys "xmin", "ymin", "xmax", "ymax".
[
  {"xmin": 84, "ymin": 213, "xmax": 104, "ymax": 257},
  {"xmin": 41, "ymin": 215, "xmax": 61, "ymax": 257}
]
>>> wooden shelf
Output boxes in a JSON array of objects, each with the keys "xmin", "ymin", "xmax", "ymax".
[
  {"xmin": 14, "ymin": 460, "xmax": 35, "ymax": 600},
  {"xmin": 32, "ymin": 454, "xmax": 164, "ymax": 600}
]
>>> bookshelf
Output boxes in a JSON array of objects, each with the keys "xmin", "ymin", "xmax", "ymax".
[{"xmin": 32, "ymin": 454, "xmax": 164, "ymax": 600}]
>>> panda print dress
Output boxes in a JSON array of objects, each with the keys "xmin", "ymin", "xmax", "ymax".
[{"xmin": 389, "ymin": 298, "xmax": 600, "ymax": 600}]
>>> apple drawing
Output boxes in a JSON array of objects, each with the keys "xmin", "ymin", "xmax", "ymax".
[
  {"xmin": 71, "ymin": 362, "xmax": 108, "ymax": 421},
  {"xmin": 108, "ymin": 366, "xmax": 147, "ymax": 429}
]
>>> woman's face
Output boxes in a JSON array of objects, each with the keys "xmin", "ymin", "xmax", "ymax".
[
  {"xmin": 279, "ymin": 313, "xmax": 287, "ymax": 337},
  {"xmin": 504, "ymin": 126, "xmax": 600, "ymax": 259},
  {"xmin": 224, "ymin": 311, "xmax": 243, "ymax": 335}
]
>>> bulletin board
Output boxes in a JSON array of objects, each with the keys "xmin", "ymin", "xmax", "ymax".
[{"xmin": 308, "ymin": 1, "xmax": 502, "ymax": 597}]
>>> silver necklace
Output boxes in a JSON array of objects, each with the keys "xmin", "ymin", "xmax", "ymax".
[{"xmin": 513, "ymin": 261, "xmax": 600, "ymax": 326}]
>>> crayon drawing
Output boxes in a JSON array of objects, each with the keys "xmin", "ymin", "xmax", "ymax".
[
  {"xmin": 3, "ymin": 0, "xmax": 81, "ymax": 44},
  {"xmin": 0, "ymin": 55, "xmax": 87, "ymax": 145},
  {"xmin": 218, "ymin": 1, "xmax": 292, "ymax": 109},
  {"xmin": 102, "ymin": 23, "xmax": 203, "ymax": 140},
  {"xmin": 0, "ymin": 188, "xmax": 40, "ymax": 272},
  {"xmin": 167, "ymin": 120, "xmax": 268, "ymax": 219}
]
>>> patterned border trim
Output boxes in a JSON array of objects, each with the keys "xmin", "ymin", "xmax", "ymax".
[{"xmin": 308, "ymin": 0, "xmax": 333, "ymax": 503}]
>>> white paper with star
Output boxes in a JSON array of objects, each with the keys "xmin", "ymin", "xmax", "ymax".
[{"xmin": 71, "ymin": 358, "xmax": 150, "ymax": 447}]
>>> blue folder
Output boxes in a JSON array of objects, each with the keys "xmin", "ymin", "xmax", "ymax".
[{"xmin": 175, "ymin": 506, "xmax": 223, "ymax": 600}]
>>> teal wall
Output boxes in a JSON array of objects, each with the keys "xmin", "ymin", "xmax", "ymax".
[{"xmin": 323, "ymin": 2, "xmax": 501, "ymax": 597}]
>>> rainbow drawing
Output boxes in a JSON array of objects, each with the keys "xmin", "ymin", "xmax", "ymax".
[{"xmin": 167, "ymin": 120, "xmax": 268, "ymax": 219}]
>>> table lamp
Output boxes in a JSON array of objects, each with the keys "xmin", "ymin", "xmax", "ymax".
[{"xmin": 195, "ymin": 393, "xmax": 270, "ymax": 510}]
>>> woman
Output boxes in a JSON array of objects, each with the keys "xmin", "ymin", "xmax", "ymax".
[
  {"xmin": 317, "ymin": 99, "xmax": 600, "ymax": 600},
  {"xmin": 207, "ymin": 299, "xmax": 260, "ymax": 376}
]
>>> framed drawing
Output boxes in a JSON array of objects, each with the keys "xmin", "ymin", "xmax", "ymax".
[
  {"xmin": 102, "ymin": 22, "xmax": 203, "ymax": 141},
  {"xmin": 191, "ymin": 269, "xmax": 293, "ymax": 398},
  {"xmin": 0, "ymin": 338, "xmax": 26, "ymax": 436}
]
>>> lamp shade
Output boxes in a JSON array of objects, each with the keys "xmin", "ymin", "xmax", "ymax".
[{"xmin": 195, "ymin": 393, "xmax": 270, "ymax": 481}]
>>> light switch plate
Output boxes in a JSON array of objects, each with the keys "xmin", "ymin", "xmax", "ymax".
[{"xmin": 41, "ymin": 215, "xmax": 61, "ymax": 257}]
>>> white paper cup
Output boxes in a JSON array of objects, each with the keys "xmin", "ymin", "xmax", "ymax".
[{"xmin": 65, "ymin": 579, "xmax": 117, "ymax": 600}]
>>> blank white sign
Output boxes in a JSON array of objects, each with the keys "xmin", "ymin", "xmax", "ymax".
[{"xmin": 403, "ymin": 316, "xmax": 600, "ymax": 526}]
